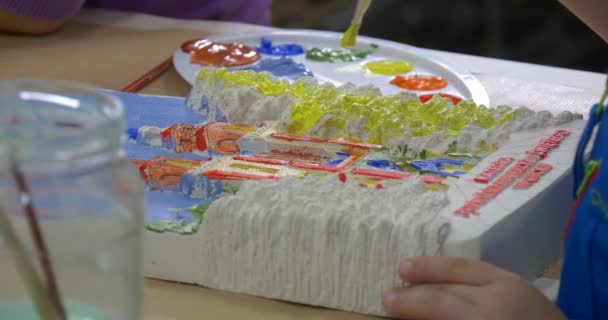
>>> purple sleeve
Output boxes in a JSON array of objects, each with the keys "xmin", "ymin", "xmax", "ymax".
[
  {"xmin": 83, "ymin": 0, "xmax": 272, "ymax": 25},
  {"xmin": 0, "ymin": 0, "xmax": 85, "ymax": 21}
]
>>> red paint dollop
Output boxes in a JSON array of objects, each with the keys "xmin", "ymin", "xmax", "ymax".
[{"xmin": 181, "ymin": 38, "xmax": 261, "ymax": 67}]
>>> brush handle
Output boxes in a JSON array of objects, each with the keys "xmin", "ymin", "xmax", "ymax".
[
  {"xmin": 10, "ymin": 154, "xmax": 66, "ymax": 320},
  {"xmin": 352, "ymin": 0, "xmax": 372, "ymax": 24},
  {"xmin": 0, "ymin": 204, "xmax": 62, "ymax": 320}
]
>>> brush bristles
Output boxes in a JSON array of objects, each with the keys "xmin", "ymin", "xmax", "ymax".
[{"xmin": 340, "ymin": 23, "xmax": 361, "ymax": 48}]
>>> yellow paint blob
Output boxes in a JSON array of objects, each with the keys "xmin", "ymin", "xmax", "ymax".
[
  {"xmin": 166, "ymin": 160, "xmax": 199, "ymax": 168},
  {"xmin": 364, "ymin": 60, "xmax": 413, "ymax": 75},
  {"xmin": 197, "ymin": 69, "xmax": 518, "ymax": 145}
]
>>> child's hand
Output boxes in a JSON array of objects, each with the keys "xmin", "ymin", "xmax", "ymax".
[{"xmin": 382, "ymin": 256, "xmax": 567, "ymax": 320}]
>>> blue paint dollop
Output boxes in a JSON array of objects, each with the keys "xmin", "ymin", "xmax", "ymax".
[
  {"xmin": 257, "ymin": 37, "xmax": 304, "ymax": 56},
  {"xmin": 367, "ymin": 159, "xmax": 395, "ymax": 169},
  {"xmin": 325, "ymin": 159, "xmax": 344, "ymax": 167},
  {"xmin": 127, "ymin": 127, "xmax": 139, "ymax": 140},
  {"xmin": 240, "ymin": 57, "xmax": 313, "ymax": 80}
]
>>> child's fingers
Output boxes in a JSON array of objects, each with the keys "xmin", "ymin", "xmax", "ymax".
[
  {"xmin": 382, "ymin": 285, "xmax": 479, "ymax": 320},
  {"xmin": 399, "ymin": 256, "xmax": 503, "ymax": 286}
]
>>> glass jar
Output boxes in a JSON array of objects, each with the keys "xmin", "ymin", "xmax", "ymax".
[{"xmin": 0, "ymin": 80, "xmax": 145, "ymax": 320}]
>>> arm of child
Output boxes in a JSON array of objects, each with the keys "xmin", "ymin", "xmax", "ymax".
[
  {"xmin": 0, "ymin": 0, "xmax": 85, "ymax": 34},
  {"xmin": 560, "ymin": 0, "xmax": 608, "ymax": 42},
  {"xmin": 382, "ymin": 256, "xmax": 567, "ymax": 320}
]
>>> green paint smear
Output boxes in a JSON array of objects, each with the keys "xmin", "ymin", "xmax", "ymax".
[
  {"xmin": 576, "ymin": 160, "xmax": 600, "ymax": 196},
  {"xmin": 222, "ymin": 182, "xmax": 241, "ymax": 195},
  {"xmin": 145, "ymin": 203, "xmax": 209, "ymax": 235},
  {"xmin": 196, "ymin": 69, "xmax": 518, "ymax": 145},
  {"xmin": 305, "ymin": 44, "xmax": 378, "ymax": 63},
  {"xmin": 364, "ymin": 60, "xmax": 413, "ymax": 75}
]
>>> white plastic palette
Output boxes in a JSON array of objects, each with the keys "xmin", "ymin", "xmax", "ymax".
[{"xmin": 172, "ymin": 29, "xmax": 490, "ymax": 106}]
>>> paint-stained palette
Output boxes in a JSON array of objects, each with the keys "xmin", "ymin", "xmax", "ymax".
[{"xmin": 172, "ymin": 29, "xmax": 489, "ymax": 106}]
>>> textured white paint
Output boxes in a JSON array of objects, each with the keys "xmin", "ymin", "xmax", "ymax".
[
  {"xmin": 197, "ymin": 175, "xmax": 449, "ymax": 316},
  {"xmin": 137, "ymin": 125, "xmax": 162, "ymax": 147}
]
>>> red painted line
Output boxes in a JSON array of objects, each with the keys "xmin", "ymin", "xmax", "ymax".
[
  {"xmin": 195, "ymin": 126, "xmax": 208, "ymax": 151},
  {"xmin": 271, "ymin": 132, "xmax": 326, "ymax": 143},
  {"xmin": 418, "ymin": 175, "xmax": 445, "ymax": 184},
  {"xmin": 336, "ymin": 153, "xmax": 366, "ymax": 169},
  {"xmin": 327, "ymin": 139, "xmax": 382, "ymax": 149},
  {"xmin": 351, "ymin": 168, "xmax": 408, "ymax": 179},
  {"xmin": 138, "ymin": 160, "xmax": 150, "ymax": 182},
  {"xmin": 473, "ymin": 157, "xmax": 514, "ymax": 184},
  {"xmin": 202, "ymin": 170, "xmax": 281, "ymax": 181},
  {"xmin": 161, "ymin": 124, "xmax": 178, "ymax": 140}
]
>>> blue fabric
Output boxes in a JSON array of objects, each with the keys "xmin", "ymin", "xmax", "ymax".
[{"xmin": 557, "ymin": 104, "xmax": 608, "ymax": 319}]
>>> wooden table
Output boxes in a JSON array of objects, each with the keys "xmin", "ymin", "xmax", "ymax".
[{"xmin": 1, "ymin": 9, "xmax": 603, "ymax": 319}]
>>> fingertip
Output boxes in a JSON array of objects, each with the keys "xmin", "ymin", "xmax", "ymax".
[
  {"xmin": 382, "ymin": 288, "xmax": 398, "ymax": 312},
  {"xmin": 399, "ymin": 259, "xmax": 414, "ymax": 278},
  {"xmin": 400, "ymin": 256, "xmax": 501, "ymax": 286}
]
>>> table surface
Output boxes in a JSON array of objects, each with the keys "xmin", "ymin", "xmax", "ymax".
[{"xmin": 1, "ymin": 8, "xmax": 602, "ymax": 319}]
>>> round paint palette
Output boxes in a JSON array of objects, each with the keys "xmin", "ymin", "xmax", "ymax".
[{"xmin": 173, "ymin": 29, "xmax": 490, "ymax": 106}]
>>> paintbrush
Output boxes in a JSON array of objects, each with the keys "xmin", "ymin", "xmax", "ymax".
[
  {"xmin": 0, "ymin": 203, "xmax": 62, "ymax": 320},
  {"xmin": 340, "ymin": 0, "xmax": 373, "ymax": 48},
  {"xmin": 598, "ymin": 74, "xmax": 608, "ymax": 112},
  {"xmin": 0, "ymin": 137, "xmax": 66, "ymax": 319},
  {"xmin": 9, "ymin": 150, "xmax": 66, "ymax": 319}
]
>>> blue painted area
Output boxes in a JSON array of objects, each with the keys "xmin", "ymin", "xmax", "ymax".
[
  {"xmin": 215, "ymin": 104, "xmax": 227, "ymax": 122},
  {"xmin": 145, "ymin": 190, "xmax": 207, "ymax": 223},
  {"xmin": 161, "ymin": 134, "xmax": 174, "ymax": 151},
  {"xmin": 106, "ymin": 91, "xmax": 211, "ymax": 228},
  {"xmin": 5, "ymin": 173, "xmax": 131, "ymax": 220},
  {"xmin": 110, "ymin": 91, "xmax": 208, "ymax": 160},
  {"xmin": 325, "ymin": 159, "xmax": 344, "ymax": 167},
  {"xmin": 126, "ymin": 139, "xmax": 206, "ymax": 161},
  {"xmin": 409, "ymin": 158, "xmax": 466, "ymax": 177},
  {"xmin": 435, "ymin": 158, "xmax": 465, "ymax": 166},
  {"xmin": 336, "ymin": 152, "xmax": 350, "ymax": 158},
  {"xmin": 179, "ymin": 173, "xmax": 224, "ymax": 200},
  {"xmin": 366, "ymin": 159, "xmax": 397, "ymax": 170},
  {"xmin": 200, "ymin": 96, "xmax": 210, "ymax": 116},
  {"xmin": 112, "ymin": 91, "xmax": 205, "ymax": 129},
  {"xmin": 256, "ymin": 37, "xmax": 305, "ymax": 56},
  {"xmin": 239, "ymin": 57, "xmax": 313, "ymax": 80}
]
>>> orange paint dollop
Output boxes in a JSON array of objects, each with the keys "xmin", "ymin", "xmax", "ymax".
[
  {"xmin": 390, "ymin": 75, "xmax": 448, "ymax": 91},
  {"xmin": 181, "ymin": 39, "xmax": 261, "ymax": 67}
]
